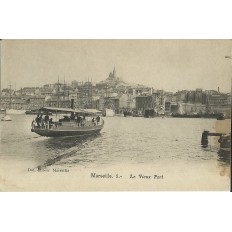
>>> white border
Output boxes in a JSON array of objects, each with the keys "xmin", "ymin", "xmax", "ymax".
[
  {"xmin": 0, "ymin": 0, "xmax": 231, "ymax": 232},
  {"xmin": 0, "ymin": 0, "xmax": 232, "ymax": 39}
]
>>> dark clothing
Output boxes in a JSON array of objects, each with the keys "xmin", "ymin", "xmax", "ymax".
[
  {"xmin": 49, "ymin": 118, "xmax": 53, "ymax": 128},
  {"xmin": 35, "ymin": 114, "xmax": 42, "ymax": 127},
  {"xmin": 96, "ymin": 116, "xmax": 100, "ymax": 124},
  {"xmin": 35, "ymin": 117, "xmax": 40, "ymax": 127},
  {"xmin": 45, "ymin": 115, "xmax": 49, "ymax": 122},
  {"xmin": 76, "ymin": 116, "xmax": 82, "ymax": 126}
]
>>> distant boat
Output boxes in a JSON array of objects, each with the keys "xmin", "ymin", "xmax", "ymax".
[
  {"xmin": 172, "ymin": 113, "xmax": 201, "ymax": 118},
  {"xmin": 216, "ymin": 114, "xmax": 225, "ymax": 120},
  {"xmin": 1, "ymin": 115, "xmax": 12, "ymax": 121},
  {"xmin": 202, "ymin": 113, "xmax": 225, "ymax": 119},
  {"xmin": 133, "ymin": 114, "xmax": 144, "ymax": 117},
  {"xmin": 144, "ymin": 109, "xmax": 156, "ymax": 118},
  {"xmin": 7, "ymin": 109, "xmax": 26, "ymax": 115},
  {"xmin": 123, "ymin": 111, "xmax": 133, "ymax": 117},
  {"xmin": 31, "ymin": 107, "xmax": 104, "ymax": 137}
]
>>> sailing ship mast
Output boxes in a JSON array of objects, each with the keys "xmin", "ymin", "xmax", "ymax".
[
  {"xmin": 57, "ymin": 76, "xmax": 61, "ymax": 108},
  {"xmin": 0, "ymin": 39, "xmax": 2, "ymax": 110},
  {"xmin": 9, "ymin": 82, "xmax": 12, "ymax": 109}
]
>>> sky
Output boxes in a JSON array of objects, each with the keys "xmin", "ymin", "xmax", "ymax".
[{"xmin": 1, "ymin": 40, "xmax": 231, "ymax": 93}]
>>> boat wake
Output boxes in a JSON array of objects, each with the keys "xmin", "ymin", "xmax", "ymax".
[{"xmin": 35, "ymin": 134, "xmax": 102, "ymax": 169}]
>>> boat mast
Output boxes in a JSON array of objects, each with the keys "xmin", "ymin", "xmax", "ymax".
[
  {"xmin": 57, "ymin": 76, "xmax": 60, "ymax": 108},
  {"xmin": 91, "ymin": 77, "xmax": 93, "ymax": 108},
  {"xmin": 64, "ymin": 77, "xmax": 66, "ymax": 100},
  {"xmin": 87, "ymin": 76, "xmax": 89, "ymax": 108},
  {"xmin": 0, "ymin": 40, "xmax": 1, "ymax": 110},
  {"xmin": 9, "ymin": 82, "xmax": 12, "ymax": 109}
]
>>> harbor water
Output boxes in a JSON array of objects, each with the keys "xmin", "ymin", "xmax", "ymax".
[{"xmin": 0, "ymin": 115, "xmax": 230, "ymax": 191}]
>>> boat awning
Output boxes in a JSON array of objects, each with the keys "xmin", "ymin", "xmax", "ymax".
[
  {"xmin": 40, "ymin": 107, "xmax": 101, "ymax": 114},
  {"xmin": 41, "ymin": 107, "xmax": 75, "ymax": 113},
  {"xmin": 41, "ymin": 107, "xmax": 86, "ymax": 113},
  {"xmin": 81, "ymin": 109, "xmax": 102, "ymax": 114}
]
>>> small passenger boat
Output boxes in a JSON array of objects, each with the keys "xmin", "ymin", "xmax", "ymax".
[{"xmin": 31, "ymin": 107, "xmax": 104, "ymax": 137}]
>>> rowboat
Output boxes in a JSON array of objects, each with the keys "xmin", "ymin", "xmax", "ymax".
[{"xmin": 31, "ymin": 107, "xmax": 104, "ymax": 137}]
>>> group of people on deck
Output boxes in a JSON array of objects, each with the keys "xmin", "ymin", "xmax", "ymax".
[
  {"xmin": 71, "ymin": 113, "xmax": 101, "ymax": 127},
  {"xmin": 35, "ymin": 113, "xmax": 53, "ymax": 129},
  {"xmin": 34, "ymin": 112, "xmax": 101, "ymax": 129}
]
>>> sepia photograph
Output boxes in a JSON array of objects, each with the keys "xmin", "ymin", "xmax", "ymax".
[{"xmin": 0, "ymin": 39, "xmax": 231, "ymax": 191}]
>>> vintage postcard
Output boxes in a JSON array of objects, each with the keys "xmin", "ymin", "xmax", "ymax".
[{"xmin": 0, "ymin": 40, "xmax": 231, "ymax": 191}]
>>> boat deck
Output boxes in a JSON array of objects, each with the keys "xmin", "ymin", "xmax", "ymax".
[{"xmin": 31, "ymin": 120, "xmax": 104, "ymax": 137}]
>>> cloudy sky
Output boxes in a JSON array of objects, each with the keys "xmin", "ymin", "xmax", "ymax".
[{"xmin": 1, "ymin": 40, "xmax": 231, "ymax": 92}]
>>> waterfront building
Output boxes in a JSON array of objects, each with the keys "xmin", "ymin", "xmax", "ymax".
[
  {"xmin": 136, "ymin": 95, "xmax": 153, "ymax": 113},
  {"xmin": 176, "ymin": 89, "xmax": 207, "ymax": 104},
  {"xmin": 206, "ymin": 91, "xmax": 231, "ymax": 117},
  {"xmin": 11, "ymin": 98, "xmax": 27, "ymax": 110},
  {"xmin": 103, "ymin": 97, "xmax": 120, "ymax": 112},
  {"xmin": 21, "ymin": 87, "xmax": 39, "ymax": 96},
  {"xmin": 118, "ymin": 93, "xmax": 136, "ymax": 109},
  {"xmin": 178, "ymin": 102, "xmax": 206, "ymax": 114},
  {"xmin": 45, "ymin": 96, "xmax": 71, "ymax": 108},
  {"xmin": 26, "ymin": 96, "xmax": 46, "ymax": 109}
]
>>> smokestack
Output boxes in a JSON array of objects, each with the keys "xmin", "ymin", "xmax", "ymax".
[
  {"xmin": 218, "ymin": 87, "xmax": 219, "ymax": 92},
  {"xmin": 71, "ymin": 99, "xmax": 74, "ymax": 109}
]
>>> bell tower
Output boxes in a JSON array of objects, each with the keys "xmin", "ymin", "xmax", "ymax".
[{"xmin": 113, "ymin": 67, "xmax": 116, "ymax": 78}]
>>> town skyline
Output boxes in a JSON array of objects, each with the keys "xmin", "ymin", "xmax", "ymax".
[
  {"xmin": 1, "ymin": 40, "xmax": 231, "ymax": 93},
  {"xmin": 1, "ymin": 65, "xmax": 230, "ymax": 95}
]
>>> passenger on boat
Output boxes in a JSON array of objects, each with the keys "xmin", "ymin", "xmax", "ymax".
[
  {"xmin": 49, "ymin": 118, "xmax": 54, "ymax": 128},
  {"xmin": 71, "ymin": 112, "xmax": 75, "ymax": 120},
  {"xmin": 44, "ymin": 114, "xmax": 50, "ymax": 129},
  {"xmin": 96, "ymin": 116, "xmax": 100, "ymax": 125},
  {"xmin": 81, "ymin": 116, "xmax": 86, "ymax": 127},
  {"xmin": 35, "ymin": 114, "xmax": 41, "ymax": 127},
  {"xmin": 76, "ymin": 116, "xmax": 82, "ymax": 126},
  {"xmin": 41, "ymin": 117, "xmax": 45, "ymax": 128},
  {"xmin": 92, "ymin": 117, "xmax": 96, "ymax": 126}
]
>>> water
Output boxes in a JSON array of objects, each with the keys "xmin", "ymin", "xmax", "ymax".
[{"xmin": 0, "ymin": 115, "xmax": 230, "ymax": 191}]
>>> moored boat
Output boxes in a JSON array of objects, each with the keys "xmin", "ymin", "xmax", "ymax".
[
  {"xmin": 172, "ymin": 113, "xmax": 201, "ymax": 118},
  {"xmin": 1, "ymin": 115, "xmax": 12, "ymax": 121},
  {"xmin": 31, "ymin": 107, "xmax": 104, "ymax": 137},
  {"xmin": 7, "ymin": 109, "xmax": 26, "ymax": 115}
]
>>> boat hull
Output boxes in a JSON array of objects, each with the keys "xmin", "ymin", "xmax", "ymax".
[
  {"xmin": 172, "ymin": 114, "xmax": 201, "ymax": 118},
  {"xmin": 1, "ymin": 115, "xmax": 12, "ymax": 121},
  {"xmin": 31, "ymin": 126, "xmax": 103, "ymax": 137},
  {"xmin": 7, "ymin": 109, "xmax": 26, "ymax": 115}
]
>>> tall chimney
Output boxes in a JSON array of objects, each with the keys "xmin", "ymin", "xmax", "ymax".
[{"xmin": 218, "ymin": 87, "xmax": 219, "ymax": 92}]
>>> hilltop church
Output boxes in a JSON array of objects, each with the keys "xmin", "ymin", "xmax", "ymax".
[{"xmin": 106, "ymin": 67, "xmax": 121, "ymax": 82}]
